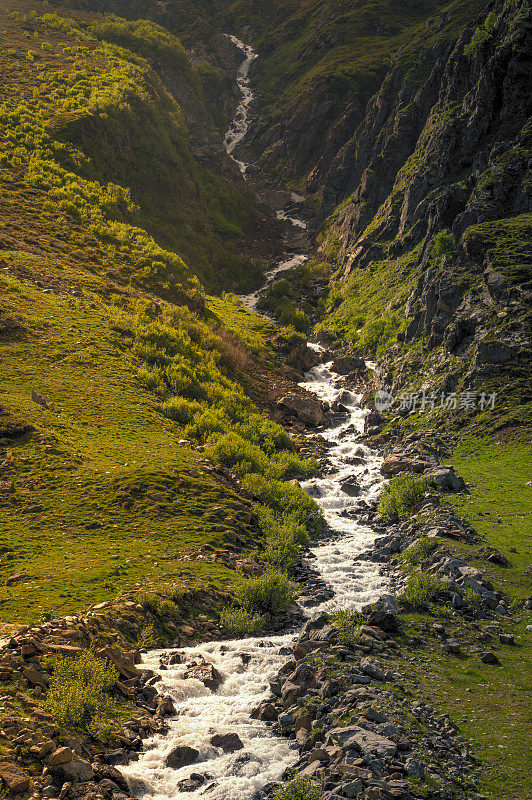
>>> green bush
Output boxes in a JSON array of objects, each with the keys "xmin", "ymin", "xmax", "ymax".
[
  {"xmin": 158, "ymin": 396, "xmax": 202, "ymax": 424},
  {"xmin": 219, "ymin": 607, "xmax": 262, "ymax": 636},
  {"xmin": 399, "ymin": 571, "xmax": 446, "ymax": 611},
  {"xmin": 138, "ymin": 623, "xmax": 159, "ymax": 648},
  {"xmin": 402, "ymin": 537, "xmax": 439, "ymax": 566},
  {"xmin": 464, "ymin": 12, "xmax": 498, "ymax": 56},
  {"xmin": 330, "ymin": 608, "xmax": 363, "ymax": 648},
  {"xmin": 236, "ymin": 569, "xmax": 299, "ymax": 615},
  {"xmin": 272, "ymin": 778, "xmax": 322, "ymax": 800},
  {"xmin": 45, "ymin": 649, "xmax": 119, "ymax": 737},
  {"xmin": 463, "ymin": 587, "xmax": 482, "ymax": 609},
  {"xmin": 378, "ymin": 475, "xmax": 430, "ymax": 520},
  {"xmin": 242, "ymin": 474, "xmax": 325, "ymax": 534},
  {"xmin": 258, "ymin": 506, "xmax": 309, "ymax": 572},
  {"xmin": 205, "ymin": 432, "xmax": 271, "ymax": 476}
]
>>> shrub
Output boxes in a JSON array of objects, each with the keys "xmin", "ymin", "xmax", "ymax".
[
  {"xmin": 236, "ymin": 569, "xmax": 299, "ymax": 615},
  {"xmin": 186, "ymin": 407, "xmax": 228, "ymax": 442},
  {"xmin": 399, "ymin": 571, "xmax": 446, "ymax": 611},
  {"xmin": 330, "ymin": 608, "xmax": 363, "ymax": 648},
  {"xmin": 219, "ymin": 607, "xmax": 262, "ymax": 636},
  {"xmin": 242, "ymin": 474, "xmax": 325, "ymax": 534},
  {"xmin": 463, "ymin": 588, "xmax": 482, "ymax": 609},
  {"xmin": 430, "ymin": 229, "xmax": 456, "ymax": 264},
  {"xmin": 138, "ymin": 623, "xmax": 159, "ymax": 648},
  {"xmin": 464, "ymin": 12, "xmax": 498, "ymax": 56},
  {"xmin": 402, "ymin": 537, "xmax": 439, "ymax": 566},
  {"xmin": 378, "ymin": 475, "xmax": 430, "ymax": 520},
  {"xmin": 45, "ymin": 649, "xmax": 119, "ymax": 737},
  {"xmin": 258, "ymin": 506, "xmax": 309, "ymax": 572},
  {"xmin": 272, "ymin": 451, "xmax": 319, "ymax": 480},
  {"xmin": 205, "ymin": 432, "xmax": 271, "ymax": 476},
  {"xmin": 158, "ymin": 396, "xmax": 202, "ymax": 424},
  {"xmin": 272, "ymin": 778, "xmax": 322, "ymax": 800}
]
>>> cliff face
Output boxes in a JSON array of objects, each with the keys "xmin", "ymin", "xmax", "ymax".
[{"xmin": 313, "ymin": 0, "xmax": 531, "ymax": 423}]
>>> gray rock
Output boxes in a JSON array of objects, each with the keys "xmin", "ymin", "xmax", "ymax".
[
  {"xmin": 165, "ymin": 746, "xmax": 199, "ymax": 769},
  {"xmin": 480, "ymin": 652, "xmax": 499, "ymax": 665},
  {"xmin": 278, "ymin": 395, "xmax": 324, "ymax": 426},
  {"xmin": 210, "ymin": 733, "xmax": 243, "ymax": 753},
  {"xmin": 499, "ymin": 633, "xmax": 514, "ymax": 645},
  {"xmin": 405, "ymin": 757, "xmax": 424, "ymax": 778},
  {"xmin": 332, "ymin": 355, "xmax": 366, "ymax": 374},
  {"xmin": 360, "ymin": 657, "xmax": 384, "ymax": 680},
  {"xmin": 50, "ymin": 759, "xmax": 94, "ymax": 784},
  {"xmin": 375, "ymin": 595, "xmax": 400, "ymax": 615},
  {"xmin": 425, "ymin": 466, "xmax": 466, "ymax": 492},
  {"xmin": 344, "ymin": 727, "xmax": 397, "ymax": 758},
  {"xmin": 339, "ymin": 778, "xmax": 363, "ymax": 797}
]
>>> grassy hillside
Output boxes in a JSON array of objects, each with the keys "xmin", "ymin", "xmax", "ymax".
[
  {"xmin": 0, "ymin": 1, "xmax": 265, "ymax": 292},
  {"xmin": 0, "ymin": 0, "xmax": 322, "ymax": 629}
]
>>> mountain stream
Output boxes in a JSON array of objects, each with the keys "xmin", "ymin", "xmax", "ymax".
[{"xmin": 122, "ymin": 37, "xmax": 387, "ymax": 800}]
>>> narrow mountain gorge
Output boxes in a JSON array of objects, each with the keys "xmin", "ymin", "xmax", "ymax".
[{"xmin": 0, "ymin": 2, "xmax": 530, "ymax": 800}]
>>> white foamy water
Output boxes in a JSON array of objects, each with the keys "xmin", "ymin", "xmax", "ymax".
[
  {"xmin": 301, "ymin": 354, "xmax": 387, "ymax": 610},
  {"xmin": 276, "ymin": 209, "xmax": 307, "ymax": 229},
  {"xmin": 123, "ymin": 39, "xmax": 388, "ymax": 800},
  {"xmin": 124, "ymin": 636, "xmax": 298, "ymax": 800},
  {"xmin": 123, "ymin": 355, "xmax": 388, "ymax": 800},
  {"xmin": 240, "ymin": 253, "xmax": 308, "ymax": 313},
  {"xmin": 223, "ymin": 36, "xmax": 258, "ymax": 174}
]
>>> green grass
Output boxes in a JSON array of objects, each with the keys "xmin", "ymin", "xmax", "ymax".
[
  {"xmin": 395, "ymin": 611, "xmax": 532, "ymax": 800},
  {"xmin": 389, "ymin": 433, "xmax": 532, "ymax": 800},
  {"xmin": 318, "ymin": 246, "xmax": 419, "ymax": 353},
  {"xmin": 447, "ymin": 435, "xmax": 532, "ymax": 603},
  {"xmin": 0, "ymin": 3, "xmax": 265, "ymax": 294}
]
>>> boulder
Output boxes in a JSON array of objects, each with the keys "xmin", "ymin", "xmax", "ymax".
[
  {"xmin": 424, "ymin": 466, "xmax": 466, "ymax": 492},
  {"xmin": 340, "ymin": 480, "xmax": 361, "ymax": 497},
  {"xmin": 330, "ymin": 726, "xmax": 396, "ymax": 758},
  {"xmin": 366, "ymin": 610, "xmax": 398, "ymax": 634},
  {"xmin": 48, "ymin": 748, "xmax": 73, "ymax": 767},
  {"xmin": 31, "ymin": 390, "xmax": 53, "ymax": 409},
  {"xmin": 278, "ymin": 395, "xmax": 323, "ymax": 427},
  {"xmin": 184, "ymin": 663, "xmax": 223, "ymax": 692},
  {"xmin": 480, "ymin": 651, "xmax": 499, "ymax": 665},
  {"xmin": 50, "ymin": 758, "xmax": 94, "ymax": 784},
  {"xmin": 281, "ymin": 680, "xmax": 307, "ymax": 703},
  {"xmin": 210, "ymin": 733, "xmax": 243, "ymax": 753},
  {"xmin": 156, "ymin": 695, "xmax": 176, "ymax": 717},
  {"xmin": 499, "ymin": 633, "xmax": 514, "ymax": 645},
  {"xmin": 360, "ymin": 657, "xmax": 384, "ymax": 680},
  {"xmin": 374, "ymin": 595, "xmax": 400, "ymax": 615},
  {"xmin": 364, "ymin": 410, "xmax": 381, "ymax": 433},
  {"xmin": 340, "ymin": 779, "xmax": 364, "ymax": 797},
  {"xmin": 0, "ymin": 762, "xmax": 30, "ymax": 794},
  {"xmin": 165, "ymin": 746, "xmax": 199, "ymax": 769},
  {"xmin": 5, "ymin": 572, "xmax": 28, "ymax": 585},
  {"xmin": 381, "ymin": 456, "xmax": 431, "ymax": 475},
  {"xmin": 251, "ymin": 701, "xmax": 278, "ymax": 721},
  {"xmin": 177, "ymin": 774, "xmax": 205, "ymax": 792},
  {"xmin": 332, "ymin": 356, "xmax": 366, "ymax": 374}
]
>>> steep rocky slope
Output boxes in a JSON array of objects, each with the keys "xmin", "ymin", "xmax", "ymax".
[
  {"xmin": 317, "ymin": 0, "xmax": 531, "ymax": 429},
  {"xmin": 236, "ymin": 0, "xmax": 530, "ymax": 432}
]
